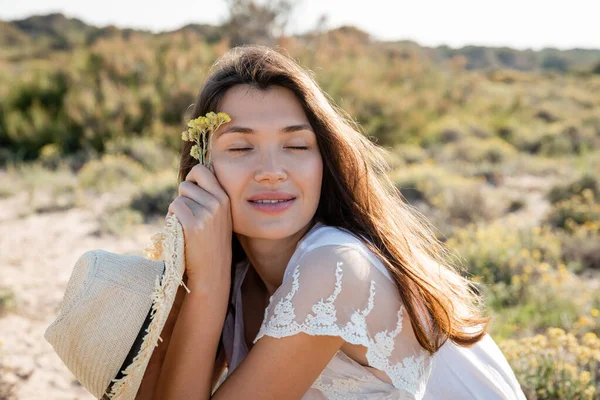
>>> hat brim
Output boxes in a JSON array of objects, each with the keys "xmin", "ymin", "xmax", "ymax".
[
  {"xmin": 102, "ymin": 215, "xmax": 188, "ymax": 400},
  {"xmin": 101, "ymin": 270, "xmax": 159, "ymax": 399}
]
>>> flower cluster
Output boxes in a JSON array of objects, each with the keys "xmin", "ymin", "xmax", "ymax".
[
  {"xmin": 545, "ymin": 188, "xmax": 600, "ymax": 233},
  {"xmin": 500, "ymin": 328, "xmax": 600, "ymax": 399},
  {"xmin": 181, "ymin": 111, "xmax": 231, "ymax": 168},
  {"xmin": 447, "ymin": 217, "xmax": 563, "ymax": 288}
]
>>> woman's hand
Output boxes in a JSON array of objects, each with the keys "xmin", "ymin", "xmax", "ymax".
[{"xmin": 167, "ymin": 163, "xmax": 233, "ymax": 293}]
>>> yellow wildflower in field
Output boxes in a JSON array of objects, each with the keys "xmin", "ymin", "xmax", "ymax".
[
  {"xmin": 519, "ymin": 248, "xmax": 530, "ymax": 258},
  {"xmin": 500, "ymin": 327, "xmax": 600, "ymax": 399},
  {"xmin": 582, "ymin": 332, "xmax": 600, "ymax": 349},
  {"xmin": 181, "ymin": 111, "xmax": 231, "ymax": 168},
  {"xmin": 575, "ymin": 316, "xmax": 595, "ymax": 329}
]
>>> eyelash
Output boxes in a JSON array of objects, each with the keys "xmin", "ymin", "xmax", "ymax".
[{"xmin": 228, "ymin": 146, "xmax": 308, "ymax": 152}]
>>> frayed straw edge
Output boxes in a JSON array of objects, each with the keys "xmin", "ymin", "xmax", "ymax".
[{"xmin": 104, "ymin": 214, "xmax": 188, "ymax": 399}]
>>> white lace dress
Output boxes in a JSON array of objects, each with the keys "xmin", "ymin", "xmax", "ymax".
[{"xmin": 222, "ymin": 222, "xmax": 526, "ymax": 399}]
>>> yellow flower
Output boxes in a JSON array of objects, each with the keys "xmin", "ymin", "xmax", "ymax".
[
  {"xmin": 531, "ymin": 334, "xmax": 548, "ymax": 348},
  {"xmin": 582, "ymin": 332, "xmax": 598, "ymax": 348},
  {"xmin": 190, "ymin": 145, "xmax": 200, "ymax": 159},
  {"xmin": 539, "ymin": 262, "xmax": 550, "ymax": 272},
  {"xmin": 519, "ymin": 248, "xmax": 530, "ymax": 257},
  {"xmin": 205, "ymin": 112, "xmax": 217, "ymax": 128},
  {"xmin": 547, "ymin": 327, "xmax": 565, "ymax": 339},
  {"xmin": 579, "ymin": 370, "xmax": 591, "ymax": 384},
  {"xmin": 591, "ymin": 308, "xmax": 599, "ymax": 317},
  {"xmin": 576, "ymin": 316, "xmax": 594, "ymax": 328},
  {"xmin": 188, "ymin": 116, "xmax": 207, "ymax": 132},
  {"xmin": 218, "ymin": 112, "xmax": 232, "ymax": 123},
  {"xmin": 184, "ymin": 111, "xmax": 232, "ymax": 165}
]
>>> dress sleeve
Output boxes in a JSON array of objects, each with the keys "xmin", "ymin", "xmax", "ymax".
[{"xmin": 253, "ymin": 244, "xmax": 432, "ymax": 397}]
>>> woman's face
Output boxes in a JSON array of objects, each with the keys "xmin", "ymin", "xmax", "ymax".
[{"xmin": 210, "ymin": 84, "xmax": 323, "ymax": 240}]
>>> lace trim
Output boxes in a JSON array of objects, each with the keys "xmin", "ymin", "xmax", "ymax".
[
  {"xmin": 312, "ymin": 373, "xmax": 379, "ymax": 399},
  {"xmin": 254, "ymin": 261, "xmax": 429, "ymax": 396}
]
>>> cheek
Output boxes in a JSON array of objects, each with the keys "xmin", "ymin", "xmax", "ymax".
[
  {"xmin": 212, "ymin": 161, "xmax": 244, "ymax": 200},
  {"xmin": 301, "ymin": 155, "xmax": 323, "ymax": 197}
]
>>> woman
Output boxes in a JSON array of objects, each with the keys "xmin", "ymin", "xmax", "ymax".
[{"xmin": 150, "ymin": 45, "xmax": 526, "ymax": 399}]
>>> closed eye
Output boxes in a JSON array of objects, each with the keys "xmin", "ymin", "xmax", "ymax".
[{"xmin": 228, "ymin": 146, "xmax": 308, "ymax": 152}]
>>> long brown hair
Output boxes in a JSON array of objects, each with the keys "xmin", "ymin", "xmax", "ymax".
[{"xmin": 178, "ymin": 45, "xmax": 490, "ymax": 354}]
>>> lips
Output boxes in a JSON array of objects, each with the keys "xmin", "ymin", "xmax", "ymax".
[
  {"xmin": 247, "ymin": 191, "xmax": 296, "ymax": 202},
  {"xmin": 248, "ymin": 197, "xmax": 296, "ymax": 213}
]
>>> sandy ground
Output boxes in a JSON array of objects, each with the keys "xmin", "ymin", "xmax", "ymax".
[{"xmin": 0, "ymin": 192, "xmax": 161, "ymax": 400}]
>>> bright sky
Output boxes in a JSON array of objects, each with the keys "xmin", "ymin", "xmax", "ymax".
[{"xmin": 2, "ymin": 0, "xmax": 599, "ymax": 50}]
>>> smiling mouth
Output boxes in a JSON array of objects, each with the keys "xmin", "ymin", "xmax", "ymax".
[
  {"xmin": 247, "ymin": 197, "xmax": 296, "ymax": 213},
  {"xmin": 249, "ymin": 198, "xmax": 295, "ymax": 204}
]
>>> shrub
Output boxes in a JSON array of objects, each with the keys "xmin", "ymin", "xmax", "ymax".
[
  {"xmin": 0, "ymin": 287, "xmax": 16, "ymax": 316},
  {"xmin": 544, "ymin": 189, "xmax": 600, "ymax": 232},
  {"xmin": 393, "ymin": 163, "xmax": 508, "ymax": 230},
  {"xmin": 447, "ymin": 219, "xmax": 563, "ymax": 287},
  {"xmin": 130, "ymin": 172, "xmax": 178, "ymax": 221},
  {"xmin": 38, "ymin": 143, "xmax": 63, "ymax": 170},
  {"xmin": 500, "ymin": 329, "xmax": 599, "ymax": 399},
  {"xmin": 12, "ymin": 162, "xmax": 80, "ymax": 213},
  {"xmin": 97, "ymin": 206, "xmax": 144, "ymax": 237},
  {"xmin": 388, "ymin": 144, "xmax": 428, "ymax": 166},
  {"xmin": 559, "ymin": 222, "xmax": 600, "ymax": 271},
  {"xmin": 547, "ymin": 174, "xmax": 598, "ymax": 205},
  {"xmin": 488, "ymin": 268, "xmax": 600, "ymax": 339},
  {"xmin": 420, "ymin": 115, "xmax": 471, "ymax": 147},
  {"xmin": 436, "ymin": 137, "xmax": 518, "ymax": 165},
  {"xmin": 78, "ymin": 154, "xmax": 146, "ymax": 192},
  {"xmin": 538, "ymin": 125, "xmax": 598, "ymax": 156},
  {"xmin": 507, "ymin": 198, "xmax": 527, "ymax": 213},
  {"xmin": 104, "ymin": 136, "xmax": 177, "ymax": 172}
]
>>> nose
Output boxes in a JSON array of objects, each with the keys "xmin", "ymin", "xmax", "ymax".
[{"xmin": 254, "ymin": 147, "xmax": 287, "ymax": 183}]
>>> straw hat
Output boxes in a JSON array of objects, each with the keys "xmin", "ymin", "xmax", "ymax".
[{"xmin": 44, "ymin": 214, "xmax": 190, "ymax": 399}]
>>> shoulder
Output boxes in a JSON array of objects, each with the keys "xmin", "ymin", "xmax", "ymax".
[
  {"xmin": 297, "ymin": 223, "xmax": 371, "ymax": 254},
  {"xmin": 288, "ymin": 244, "xmax": 391, "ymax": 303},
  {"xmin": 255, "ymin": 227, "xmax": 433, "ymax": 397},
  {"xmin": 257, "ymin": 234, "xmax": 405, "ymax": 343},
  {"xmin": 289, "ymin": 223, "xmax": 394, "ymax": 284}
]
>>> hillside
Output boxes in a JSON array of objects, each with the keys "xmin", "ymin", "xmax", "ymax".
[{"xmin": 3, "ymin": 13, "xmax": 600, "ymax": 71}]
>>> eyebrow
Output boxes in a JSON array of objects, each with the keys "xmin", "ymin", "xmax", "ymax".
[{"xmin": 216, "ymin": 123, "xmax": 313, "ymax": 138}]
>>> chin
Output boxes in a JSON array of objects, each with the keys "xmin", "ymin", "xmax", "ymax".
[{"xmin": 233, "ymin": 217, "xmax": 307, "ymax": 240}]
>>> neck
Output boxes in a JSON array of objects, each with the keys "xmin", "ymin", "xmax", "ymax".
[{"xmin": 236, "ymin": 220, "xmax": 317, "ymax": 296}]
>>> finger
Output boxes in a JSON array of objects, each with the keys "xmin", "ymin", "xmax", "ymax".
[
  {"xmin": 167, "ymin": 197, "xmax": 195, "ymax": 227},
  {"xmin": 185, "ymin": 164, "xmax": 229, "ymax": 205},
  {"xmin": 167, "ymin": 196, "xmax": 209, "ymax": 223},
  {"xmin": 172, "ymin": 196, "xmax": 210, "ymax": 220},
  {"xmin": 178, "ymin": 181, "xmax": 220, "ymax": 213},
  {"xmin": 178, "ymin": 195, "xmax": 209, "ymax": 218}
]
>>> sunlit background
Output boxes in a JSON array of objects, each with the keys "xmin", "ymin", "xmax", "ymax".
[{"xmin": 1, "ymin": 1, "xmax": 599, "ymax": 399}]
